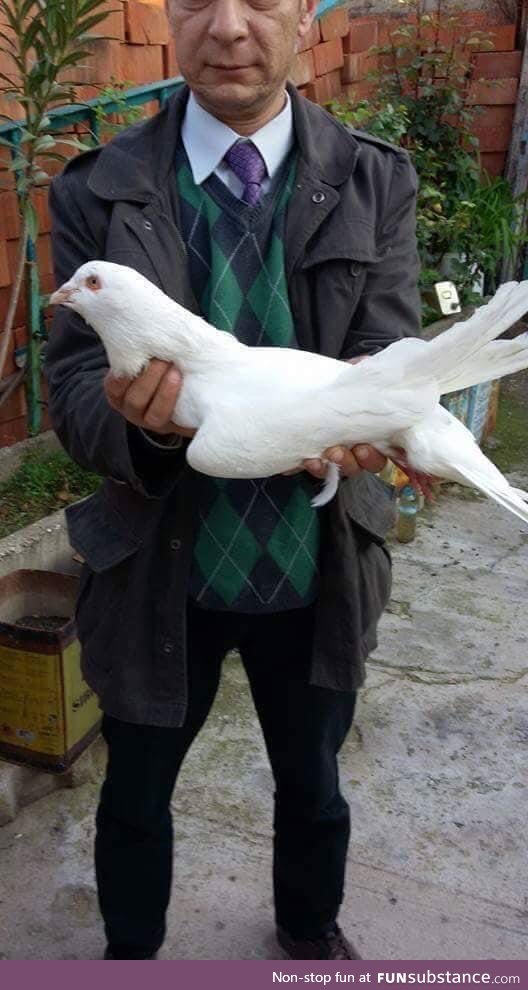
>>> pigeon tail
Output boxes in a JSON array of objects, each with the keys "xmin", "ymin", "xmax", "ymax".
[
  {"xmin": 372, "ymin": 282, "xmax": 528, "ymax": 396},
  {"xmin": 311, "ymin": 462, "xmax": 341, "ymax": 508},
  {"xmin": 438, "ymin": 332, "xmax": 528, "ymax": 394},
  {"xmin": 450, "ymin": 464, "xmax": 528, "ymax": 525}
]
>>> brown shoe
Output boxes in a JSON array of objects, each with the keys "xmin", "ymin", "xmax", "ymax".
[{"xmin": 276, "ymin": 925, "xmax": 361, "ymax": 960}]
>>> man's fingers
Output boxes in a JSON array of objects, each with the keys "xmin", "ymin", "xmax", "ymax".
[
  {"xmin": 143, "ymin": 364, "xmax": 183, "ymax": 430},
  {"xmin": 323, "ymin": 444, "xmax": 387, "ymax": 478},
  {"xmin": 302, "ymin": 458, "xmax": 327, "ymax": 479},
  {"xmin": 120, "ymin": 359, "xmax": 171, "ymax": 422},
  {"xmin": 353, "ymin": 444, "xmax": 386, "ymax": 473},
  {"xmin": 104, "ymin": 372, "xmax": 132, "ymax": 404}
]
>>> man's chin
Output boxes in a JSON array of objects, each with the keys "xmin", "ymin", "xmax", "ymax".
[{"xmin": 193, "ymin": 78, "xmax": 269, "ymax": 116}]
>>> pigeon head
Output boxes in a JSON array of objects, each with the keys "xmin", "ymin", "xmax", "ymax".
[
  {"xmin": 50, "ymin": 261, "xmax": 173, "ymax": 376},
  {"xmin": 50, "ymin": 260, "xmax": 161, "ymax": 324}
]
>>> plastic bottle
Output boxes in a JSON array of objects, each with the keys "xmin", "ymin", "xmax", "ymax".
[{"xmin": 396, "ymin": 485, "xmax": 418, "ymax": 543}]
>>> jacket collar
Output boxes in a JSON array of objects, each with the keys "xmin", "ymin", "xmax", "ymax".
[{"xmin": 87, "ymin": 81, "xmax": 361, "ymax": 204}]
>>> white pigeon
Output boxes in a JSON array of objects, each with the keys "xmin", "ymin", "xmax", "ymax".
[{"xmin": 50, "ymin": 261, "xmax": 528, "ymax": 521}]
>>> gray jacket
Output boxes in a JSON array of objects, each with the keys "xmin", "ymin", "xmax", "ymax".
[{"xmin": 45, "ymin": 82, "xmax": 421, "ymax": 727}]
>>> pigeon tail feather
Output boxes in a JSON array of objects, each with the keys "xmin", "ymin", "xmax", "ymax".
[
  {"xmin": 384, "ymin": 282, "xmax": 528, "ymax": 395},
  {"xmin": 311, "ymin": 462, "xmax": 341, "ymax": 508},
  {"xmin": 448, "ymin": 464, "xmax": 528, "ymax": 525},
  {"xmin": 437, "ymin": 332, "xmax": 528, "ymax": 393}
]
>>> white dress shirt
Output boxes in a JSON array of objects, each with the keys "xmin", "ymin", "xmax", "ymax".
[{"xmin": 181, "ymin": 89, "xmax": 294, "ymax": 199}]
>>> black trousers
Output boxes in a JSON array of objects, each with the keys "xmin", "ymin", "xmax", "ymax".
[{"xmin": 95, "ymin": 600, "xmax": 356, "ymax": 959}]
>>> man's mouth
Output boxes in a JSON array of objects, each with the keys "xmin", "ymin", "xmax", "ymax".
[{"xmin": 209, "ymin": 64, "xmax": 251, "ymax": 71}]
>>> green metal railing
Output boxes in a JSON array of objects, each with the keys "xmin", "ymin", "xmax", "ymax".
[{"xmin": 0, "ymin": 76, "xmax": 184, "ymax": 434}]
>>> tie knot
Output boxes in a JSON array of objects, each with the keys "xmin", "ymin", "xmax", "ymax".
[{"xmin": 224, "ymin": 140, "xmax": 267, "ymax": 206}]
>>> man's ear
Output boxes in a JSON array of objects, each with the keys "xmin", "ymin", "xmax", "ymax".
[{"xmin": 297, "ymin": 0, "xmax": 318, "ymax": 44}]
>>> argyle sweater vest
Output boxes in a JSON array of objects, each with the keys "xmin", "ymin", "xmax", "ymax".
[{"xmin": 174, "ymin": 142, "xmax": 320, "ymax": 612}]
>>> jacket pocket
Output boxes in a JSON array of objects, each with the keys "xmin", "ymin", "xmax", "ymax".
[
  {"xmin": 340, "ymin": 472, "xmax": 396, "ymax": 545},
  {"xmin": 65, "ymin": 489, "xmax": 143, "ymax": 573}
]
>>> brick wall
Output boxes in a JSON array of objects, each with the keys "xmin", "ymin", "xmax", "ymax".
[{"xmin": 0, "ymin": 2, "xmax": 521, "ymax": 446}]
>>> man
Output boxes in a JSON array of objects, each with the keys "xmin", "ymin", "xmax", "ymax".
[{"xmin": 45, "ymin": 0, "xmax": 421, "ymax": 961}]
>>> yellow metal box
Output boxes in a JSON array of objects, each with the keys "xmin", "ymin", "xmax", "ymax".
[{"xmin": 0, "ymin": 569, "xmax": 101, "ymax": 772}]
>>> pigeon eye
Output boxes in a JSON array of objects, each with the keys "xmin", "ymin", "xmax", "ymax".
[{"xmin": 85, "ymin": 274, "xmax": 101, "ymax": 291}]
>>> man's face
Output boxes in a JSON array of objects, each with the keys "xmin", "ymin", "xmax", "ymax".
[{"xmin": 167, "ymin": 0, "xmax": 317, "ymax": 122}]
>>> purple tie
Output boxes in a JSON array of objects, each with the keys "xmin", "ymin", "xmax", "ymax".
[{"xmin": 224, "ymin": 140, "xmax": 267, "ymax": 206}]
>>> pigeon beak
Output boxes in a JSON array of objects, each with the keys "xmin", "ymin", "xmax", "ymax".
[{"xmin": 50, "ymin": 282, "xmax": 76, "ymax": 306}]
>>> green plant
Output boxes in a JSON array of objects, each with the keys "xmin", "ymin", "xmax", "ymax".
[
  {"xmin": 0, "ymin": 448, "xmax": 100, "ymax": 537},
  {"xmin": 0, "ymin": 0, "xmax": 112, "ymax": 384},
  {"xmin": 91, "ymin": 76, "xmax": 146, "ymax": 139},
  {"xmin": 329, "ymin": 0, "xmax": 525, "ymax": 321}
]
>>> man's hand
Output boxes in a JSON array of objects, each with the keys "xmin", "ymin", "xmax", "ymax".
[
  {"xmin": 104, "ymin": 359, "xmax": 195, "ymax": 438},
  {"xmin": 303, "ymin": 444, "xmax": 386, "ymax": 480}
]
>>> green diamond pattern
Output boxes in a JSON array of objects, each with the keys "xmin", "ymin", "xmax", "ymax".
[
  {"xmin": 177, "ymin": 163, "xmax": 222, "ymax": 223},
  {"xmin": 247, "ymin": 233, "xmax": 294, "ymax": 346},
  {"xmin": 194, "ymin": 491, "xmax": 262, "ymax": 606},
  {"xmin": 204, "ymin": 240, "xmax": 244, "ymax": 333},
  {"xmin": 267, "ymin": 487, "xmax": 319, "ymax": 599},
  {"xmin": 175, "ymin": 146, "xmax": 320, "ymax": 610}
]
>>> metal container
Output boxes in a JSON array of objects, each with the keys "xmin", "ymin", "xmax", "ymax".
[{"xmin": 0, "ymin": 569, "xmax": 101, "ymax": 773}]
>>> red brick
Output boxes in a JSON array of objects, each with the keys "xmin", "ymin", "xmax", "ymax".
[
  {"xmin": 305, "ymin": 70, "xmax": 343, "ymax": 105},
  {"xmin": 0, "ymin": 335, "xmax": 18, "ymax": 379},
  {"xmin": 472, "ymin": 51, "xmax": 522, "ymax": 78},
  {"xmin": 480, "ymin": 151, "xmax": 507, "ymax": 177},
  {"xmin": 0, "ymin": 151, "xmax": 15, "ymax": 196},
  {"xmin": 486, "ymin": 24, "xmax": 516, "ymax": 51},
  {"xmin": 344, "ymin": 19, "xmax": 379, "ymax": 54},
  {"xmin": 0, "ymin": 49, "xmax": 19, "ymax": 84},
  {"xmin": 289, "ymin": 50, "xmax": 315, "ymax": 87},
  {"xmin": 0, "ymin": 92, "xmax": 24, "ymax": 121},
  {"xmin": 0, "ymin": 285, "xmax": 25, "ymax": 327},
  {"xmin": 468, "ymin": 77, "xmax": 517, "ymax": 105},
  {"xmin": 126, "ymin": 1, "xmax": 169, "ymax": 45},
  {"xmin": 342, "ymin": 81, "xmax": 377, "ymax": 104},
  {"xmin": 342, "ymin": 51, "xmax": 377, "ymax": 84},
  {"xmin": 0, "ymin": 416, "xmax": 28, "ymax": 446},
  {"xmin": 298, "ymin": 20, "xmax": 320, "ymax": 54},
  {"xmin": 36, "ymin": 234, "xmax": 53, "ymax": 277},
  {"xmin": 65, "ymin": 39, "xmax": 122, "ymax": 85},
  {"xmin": 0, "ymin": 383, "xmax": 26, "ymax": 423},
  {"xmin": 163, "ymin": 39, "xmax": 180, "ymax": 78},
  {"xmin": 88, "ymin": 0, "xmax": 125, "ymax": 42},
  {"xmin": 471, "ymin": 105, "xmax": 514, "ymax": 151},
  {"xmin": 0, "ymin": 193, "xmax": 21, "ymax": 241},
  {"xmin": 320, "ymin": 7, "xmax": 349, "ymax": 42},
  {"xmin": 41, "ymin": 272, "xmax": 58, "ymax": 298},
  {"xmin": 0, "ymin": 241, "xmax": 9, "ymax": 289},
  {"xmin": 313, "ymin": 39, "xmax": 344, "ymax": 77},
  {"xmin": 121, "ymin": 43, "xmax": 164, "ymax": 85}
]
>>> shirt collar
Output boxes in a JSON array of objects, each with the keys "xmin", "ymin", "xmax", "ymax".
[{"xmin": 181, "ymin": 89, "xmax": 294, "ymax": 186}]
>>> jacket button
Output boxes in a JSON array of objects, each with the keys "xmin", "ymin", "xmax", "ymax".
[
  {"xmin": 312, "ymin": 191, "xmax": 325, "ymax": 204},
  {"xmin": 170, "ymin": 538, "xmax": 182, "ymax": 551},
  {"xmin": 163, "ymin": 640, "xmax": 174, "ymax": 655},
  {"xmin": 349, "ymin": 262, "xmax": 363, "ymax": 277},
  {"xmin": 143, "ymin": 219, "xmax": 153, "ymax": 230}
]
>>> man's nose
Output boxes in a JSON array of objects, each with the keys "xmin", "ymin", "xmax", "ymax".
[{"xmin": 208, "ymin": 0, "xmax": 248, "ymax": 43}]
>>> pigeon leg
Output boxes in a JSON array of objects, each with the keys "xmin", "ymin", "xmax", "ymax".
[{"xmin": 391, "ymin": 448, "xmax": 438, "ymax": 502}]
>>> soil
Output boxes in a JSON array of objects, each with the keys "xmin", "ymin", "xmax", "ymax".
[{"xmin": 14, "ymin": 615, "xmax": 69, "ymax": 631}]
